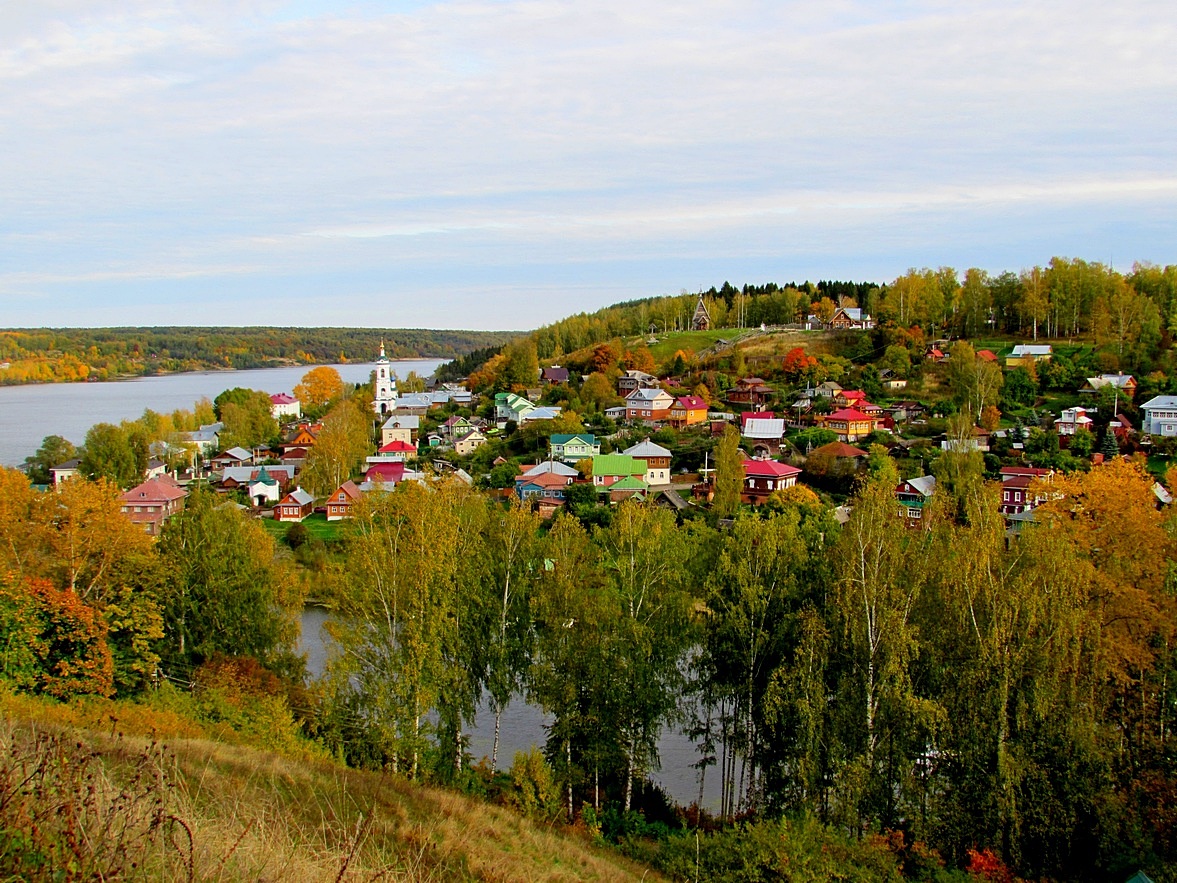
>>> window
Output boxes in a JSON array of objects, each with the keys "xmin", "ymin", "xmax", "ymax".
[{"xmin": 908, "ymin": 508, "xmax": 921, "ymax": 519}]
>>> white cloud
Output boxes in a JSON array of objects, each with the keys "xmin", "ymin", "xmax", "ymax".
[{"xmin": 0, "ymin": 0, "xmax": 1174, "ymax": 326}]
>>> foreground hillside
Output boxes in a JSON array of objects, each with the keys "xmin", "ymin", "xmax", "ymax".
[{"xmin": 0, "ymin": 699, "xmax": 660, "ymax": 883}]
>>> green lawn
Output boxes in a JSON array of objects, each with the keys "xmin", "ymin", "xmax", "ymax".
[
  {"xmin": 641, "ymin": 329, "xmax": 747, "ymax": 361},
  {"xmin": 259, "ymin": 511, "xmax": 344, "ymax": 543}
]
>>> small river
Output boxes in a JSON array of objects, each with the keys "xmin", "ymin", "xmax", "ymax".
[
  {"xmin": 0, "ymin": 360, "xmax": 443, "ymax": 466},
  {"xmin": 299, "ymin": 607, "xmax": 720, "ymax": 810}
]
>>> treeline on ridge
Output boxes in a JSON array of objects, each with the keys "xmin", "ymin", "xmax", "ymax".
[{"xmin": 0, "ymin": 326, "xmax": 518, "ymax": 385}]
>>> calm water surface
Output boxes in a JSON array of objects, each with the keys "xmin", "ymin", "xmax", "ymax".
[
  {"xmin": 298, "ymin": 607, "xmax": 720, "ymax": 810},
  {"xmin": 0, "ymin": 360, "xmax": 442, "ymax": 466}
]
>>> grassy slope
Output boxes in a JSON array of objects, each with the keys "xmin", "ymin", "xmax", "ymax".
[{"xmin": 1, "ymin": 696, "xmax": 661, "ymax": 883}]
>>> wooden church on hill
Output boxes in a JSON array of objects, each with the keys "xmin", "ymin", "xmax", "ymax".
[{"xmin": 692, "ymin": 293, "xmax": 711, "ymax": 331}]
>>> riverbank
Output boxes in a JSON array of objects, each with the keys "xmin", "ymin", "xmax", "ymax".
[{"xmin": 0, "ymin": 359, "xmax": 444, "ymax": 466}]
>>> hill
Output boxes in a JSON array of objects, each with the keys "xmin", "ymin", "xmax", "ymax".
[{"xmin": 0, "ymin": 694, "xmax": 661, "ymax": 883}]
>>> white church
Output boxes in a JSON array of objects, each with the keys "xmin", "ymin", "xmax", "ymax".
[{"xmin": 372, "ymin": 342, "xmax": 399, "ymax": 416}]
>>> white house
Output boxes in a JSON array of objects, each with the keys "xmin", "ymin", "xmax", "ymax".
[{"xmin": 1142, "ymin": 395, "xmax": 1177, "ymax": 436}]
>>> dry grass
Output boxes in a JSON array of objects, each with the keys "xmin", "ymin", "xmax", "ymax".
[{"xmin": 1, "ymin": 706, "xmax": 661, "ymax": 883}]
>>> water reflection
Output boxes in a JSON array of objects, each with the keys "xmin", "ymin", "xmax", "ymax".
[{"xmin": 297, "ymin": 606, "xmax": 720, "ymax": 809}]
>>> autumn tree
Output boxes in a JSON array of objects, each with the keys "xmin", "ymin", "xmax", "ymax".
[
  {"xmin": 293, "ymin": 366, "xmax": 345, "ymax": 412},
  {"xmin": 80, "ymin": 423, "xmax": 147, "ymax": 487},
  {"xmin": 300, "ymin": 398, "xmax": 372, "ymax": 496},
  {"xmin": 782, "ymin": 347, "xmax": 818, "ymax": 382},
  {"xmin": 481, "ymin": 498, "xmax": 542, "ymax": 767},
  {"xmin": 215, "ymin": 388, "xmax": 278, "ymax": 449},
  {"xmin": 594, "ymin": 502, "xmax": 693, "ymax": 810},
  {"xmin": 712, "ymin": 425, "xmax": 745, "ymax": 518},
  {"xmin": 158, "ymin": 487, "xmax": 300, "ymax": 676},
  {"xmin": 22, "ymin": 435, "xmax": 77, "ymax": 485}
]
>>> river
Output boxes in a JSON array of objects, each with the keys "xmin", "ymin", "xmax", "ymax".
[
  {"xmin": 0, "ymin": 360, "xmax": 443, "ymax": 467},
  {"xmin": 299, "ymin": 607, "xmax": 720, "ymax": 810}
]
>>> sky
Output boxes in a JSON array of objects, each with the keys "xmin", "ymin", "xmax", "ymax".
[{"xmin": 1, "ymin": 0, "xmax": 1174, "ymax": 331}]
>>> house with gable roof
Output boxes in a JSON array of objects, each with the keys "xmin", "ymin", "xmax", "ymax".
[
  {"xmin": 1055, "ymin": 407, "xmax": 1094, "ymax": 436},
  {"xmin": 274, "ymin": 488, "xmax": 315, "ymax": 522},
  {"xmin": 209, "ymin": 446, "xmax": 255, "ymax": 471},
  {"xmin": 495, "ymin": 392, "xmax": 536, "ymax": 425},
  {"xmin": 270, "ymin": 392, "xmax": 301, "ymax": 421},
  {"xmin": 1006, "ymin": 344, "xmax": 1053, "ymax": 369},
  {"xmin": 550, "ymin": 433, "xmax": 601, "ymax": 463},
  {"xmin": 727, "ymin": 377, "xmax": 774, "ymax": 409},
  {"xmin": 741, "ymin": 414, "xmax": 787, "ymax": 456},
  {"xmin": 376, "ymin": 440, "xmax": 417, "ymax": 461},
  {"xmin": 625, "ymin": 388, "xmax": 674, "ymax": 423},
  {"xmin": 998, "ymin": 466, "xmax": 1054, "ymax": 516},
  {"xmin": 669, "ymin": 395, "xmax": 709, "ymax": 428},
  {"xmin": 590, "ymin": 454, "xmax": 646, "ymax": 488},
  {"xmin": 742, "ymin": 458, "xmax": 801, "ymax": 504},
  {"xmin": 617, "ymin": 370, "xmax": 660, "ymax": 396},
  {"xmin": 453, "ymin": 428, "xmax": 487, "ymax": 455},
  {"xmin": 819, "ymin": 407, "xmax": 878, "ymax": 442},
  {"xmin": 1081, "ymin": 373, "xmax": 1136, "ymax": 397},
  {"xmin": 1142, "ymin": 395, "xmax": 1177, "ymax": 436},
  {"xmin": 896, "ymin": 475, "xmax": 936, "ymax": 523},
  {"xmin": 326, "ymin": 481, "xmax": 363, "ymax": 521},
  {"xmin": 381, "ymin": 415, "xmax": 419, "ymax": 446},
  {"xmin": 119, "ymin": 475, "xmax": 188, "ymax": 537},
  {"xmin": 623, "ymin": 438, "xmax": 672, "ymax": 485},
  {"xmin": 602, "ymin": 474, "xmax": 649, "ymax": 504}
]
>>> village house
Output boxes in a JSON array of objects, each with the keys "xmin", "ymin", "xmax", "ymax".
[
  {"xmin": 495, "ymin": 392, "xmax": 536, "ymax": 424},
  {"xmin": 452, "ymin": 428, "xmax": 487, "ymax": 455},
  {"xmin": 622, "ymin": 438, "xmax": 673, "ymax": 485},
  {"xmin": 365, "ymin": 460, "xmax": 406, "ymax": 485},
  {"xmin": 1055, "ymin": 407, "xmax": 1094, "ymax": 436},
  {"xmin": 669, "ymin": 395, "xmax": 709, "ymax": 428},
  {"xmin": 381, "ymin": 415, "xmax": 419, "ymax": 446},
  {"xmin": 601, "ymin": 475, "xmax": 649, "ymax": 504},
  {"xmin": 325, "ymin": 481, "xmax": 362, "ymax": 521},
  {"xmin": 1142, "ymin": 395, "xmax": 1177, "ymax": 436},
  {"xmin": 218, "ymin": 465, "xmax": 295, "ymax": 492},
  {"xmin": 540, "ymin": 365, "xmax": 570, "ymax": 385},
  {"xmin": 514, "ymin": 461, "xmax": 578, "ymax": 498},
  {"xmin": 741, "ymin": 413, "xmax": 787, "ymax": 457},
  {"xmin": 819, "ymin": 407, "xmax": 878, "ymax": 442},
  {"xmin": 281, "ymin": 424, "xmax": 318, "ymax": 454},
  {"xmin": 274, "ymin": 487, "xmax": 315, "ymax": 522},
  {"xmin": 516, "ymin": 471, "xmax": 574, "ymax": 506},
  {"xmin": 390, "ymin": 392, "xmax": 433, "ymax": 416},
  {"xmin": 727, "ymin": 377, "xmax": 774, "ymax": 409},
  {"xmin": 617, "ymin": 370, "xmax": 660, "ymax": 396},
  {"xmin": 625, "ymin": 388, "xmax": 674, "ymax": 423},
  {"xmin": 1005, "ymin": 344, "xmax": 1053, "ymax": 369},
  {"xmin": 895, "ymin": 475, "xmax": 936, "ymax": 523},
  {"xmin": 177, "ymin": 428, "xmax": 220, "ymax": 458},
  {"xmin": 376, "ymin": 440, "xmax": 417, "ymax": 461},
  {"xmin": 50, "ymin": 458, "xmax": 82, "ymax": 486},
  {"xmin": 119, "ymin": 475, "xmax": 188, "ymax": 537},
  {"xmin": 208, "ymin": 446, "xmax": 254, "ymax": 471},
  {"xmin": 741, "ymin": 458, "xmax": 801, "ymax": 504},
  {"xmin": 439, "ymin": 415, "xmax": 476, "ymax": 439},
  {"xmin": 998, "ymin": 466, "xmax": 1054, "ymax": 516},
  {"xmin": 550, "ymin": 433, "xmax": 601, "ymax": 463},
  {"xmin": 805, "ymin": 307, "xmax": 874, "ymax": 330},
  {"xmin": 270, "ymin": 392, "xmax": 301, "ymax": 420},
  {"xmin": 977, "ymin": 349, "xmax": 999, "ymax": 364},
  {"xmin": 590, "ymin": 454, "xmax": 646, "ymax": 488},
  {"xmin": 1081, "ymin": 373, "xmax": 1136, "ymax": 397}
]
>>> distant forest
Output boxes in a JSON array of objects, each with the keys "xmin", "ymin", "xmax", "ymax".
[
  {"xmin": 0, "ymin": 327, "xmax": 519, "ymax": 385},
  {"xmin": 520, "ymin": 259, "xmax": 1177, "ymax": 366}
]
